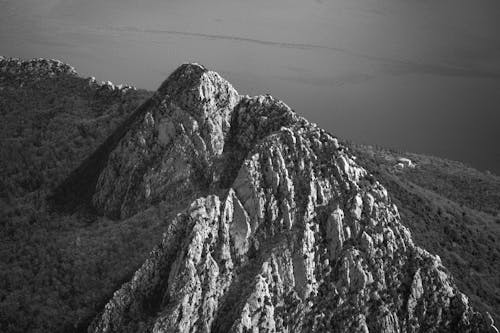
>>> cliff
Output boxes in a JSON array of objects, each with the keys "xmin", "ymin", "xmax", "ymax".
[{"xmin": 78, "ymin": 64, "xmax": 497, "ymax": 332}]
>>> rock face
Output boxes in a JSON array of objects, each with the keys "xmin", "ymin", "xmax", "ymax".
[
  {"xmin": 92, "ymin": 64, "xmax": 239, "ymax": 219},
  {"xmin": 85, "ymin": 64, "xmax": 496, "ymax": 332}
]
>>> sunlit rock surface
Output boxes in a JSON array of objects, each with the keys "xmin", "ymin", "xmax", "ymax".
[
  {"xmin": 92, "ymin": 64, "xmax": 239, "ymax": 219},
  {"xmin": 86, "ymin": 64, "xmax": 496, "ymax": 332}
]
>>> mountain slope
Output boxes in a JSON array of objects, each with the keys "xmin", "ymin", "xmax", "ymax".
[
  {"xmin": 0, "ymin": 57, "xmax": 155, "ymax": 332},
  {"xmin": 1, "ymin": 58, "xmax": 498, "ymax": 332},
  {"xmin": 0, "ymin": 56, "xmax": 151, "ymax": 203},
  {"xmin": 78, "ymin": 64, "xmax": 497, "ymax": 332},
  {"xmin": 351, "ymin": 144, "xmax": 500, "ymax": 325}
]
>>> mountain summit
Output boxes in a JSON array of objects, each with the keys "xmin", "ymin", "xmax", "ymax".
[{"xmin": 48, "ymin": 64, "xmax": 495, "ymax": 332}]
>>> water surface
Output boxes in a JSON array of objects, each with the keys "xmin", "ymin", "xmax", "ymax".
[{"xmin": 1, "ymin": 0, "xmax": 499, "ymax": 173}]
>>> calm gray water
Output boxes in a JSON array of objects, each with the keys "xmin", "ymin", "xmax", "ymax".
[{"xmin": 1, "ymin": 0, "xmax": 500, "ymax": 173}]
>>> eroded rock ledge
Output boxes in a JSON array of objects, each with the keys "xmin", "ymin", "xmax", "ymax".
[{"xmin": 81, "ymin": 64, "xmax": 497, "ymax": 332}]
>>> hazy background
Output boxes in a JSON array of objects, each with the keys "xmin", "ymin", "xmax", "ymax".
[{"xmin": 1, "ymin": 0, "xmax": 500, "ymax": 173}]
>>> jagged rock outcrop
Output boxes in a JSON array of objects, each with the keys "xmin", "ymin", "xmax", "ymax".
[
  {"xmin": 92, "ymin": 64, "xmax": 239, "ymax": 218},
  {"xmin": 83, "ymin": 64, "xmax": 496, "ymax": 332}
]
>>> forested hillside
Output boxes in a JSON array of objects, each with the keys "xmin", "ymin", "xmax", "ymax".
[{"xmin": 0, "ymin": 57, "xmax": 163, "ymax": 332}]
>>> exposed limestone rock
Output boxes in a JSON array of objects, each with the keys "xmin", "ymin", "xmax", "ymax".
[
  {"xmin": 326, "ymin": 207, "xmax": 345, "ymax": 261},
  {"xmin": 408, "ymin": 269, "xmax": 424, "ymax": 318},
  {"xmin": 92, "ymin": 63, "xmax": 239, "ymax": 219},
  {"xmin": 232, "ymin": 274, "xmax": 276, "ymax": 332},
  {"xmin": 157, "ymin": 117, "xmax": 176, "ymax": 146},
  {"xmin": 228, "ymin": 189, "xmax": 251, "ymax": 260},
  {"xmin": 85, "ymin": 64, "xmax": 496, "ymax": 332}
]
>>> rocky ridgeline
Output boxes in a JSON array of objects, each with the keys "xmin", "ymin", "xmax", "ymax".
[
  {"xmin": 87, "ymin": 76, "xmax": 137, "ymax": 96},
  {"xmin": 0, "ymin": 56, "xmax": 77, "ymax": 80},
  {"xmin": 91, "ymin": 64, "xmax": 239, "ymax": 219},
  {"xmin": 0, "ymin": 56, "xmax": 136, "ymax": 95},
  {"xmin": 60, "ymin": 63, "xmax": 497, "ymax": 332}
]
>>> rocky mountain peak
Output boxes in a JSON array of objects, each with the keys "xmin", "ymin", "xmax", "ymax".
[
  {"xmin": 50, "ymin": 63, "xmax": 497, "ymax": 332},
  {"xmin": 91, "ymin": 63, "xmax": 239, "ymax": 218},
  {"xmin": 153, "ymin": 62, "xmax": 240, "ymax": 156}
]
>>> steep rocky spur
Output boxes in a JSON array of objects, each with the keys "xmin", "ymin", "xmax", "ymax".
[{"xmin": 84, "ymin": 64, "xmax": 497, "ymax": 332}]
